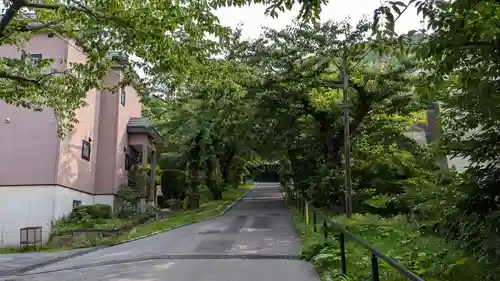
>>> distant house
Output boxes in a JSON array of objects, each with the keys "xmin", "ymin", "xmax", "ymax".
[
  {"xmin": 404, "ymin": 104, "xmax": 470, "ymax": 171},
  {"xmin": 405, "ymin": 121, "xmax": 428, "ymax": 147},
  {"xmin": 0, "ymin": 32, "xmax": 158, "ymax": 247}
]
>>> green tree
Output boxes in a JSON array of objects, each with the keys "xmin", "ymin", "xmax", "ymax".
[
  {"xmin": 232, "ymin": 19, "xmax": 423, "ymax": 207},
  {"xmin": 395, "ymin": 0, "xmax": 500, "ymax": 266},
  {"xmin": 0, "ymin": 0, "xmax": 229, "ymax": 132},
  {"xmin": 147, "ymin": 57, "xmax": 260, "ymax": 206}
]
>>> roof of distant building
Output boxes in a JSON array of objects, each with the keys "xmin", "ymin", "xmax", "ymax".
[{"xmin": 127, "ymin": 117, "xmax": 160, "ymax": 138}]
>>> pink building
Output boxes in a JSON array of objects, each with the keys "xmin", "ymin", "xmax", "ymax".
[{"xmin": 0, "ymin": 33, "xmax": 157, "ymax": 247}]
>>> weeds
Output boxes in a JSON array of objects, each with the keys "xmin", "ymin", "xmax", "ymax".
[{"xmin": 292, "ymin": 208, "xmax": 490, "ymax": 281}]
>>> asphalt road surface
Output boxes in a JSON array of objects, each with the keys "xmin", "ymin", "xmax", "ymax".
[{"xmin": 7, "ymin": 182, "xmax": 320, "ymax": 281}]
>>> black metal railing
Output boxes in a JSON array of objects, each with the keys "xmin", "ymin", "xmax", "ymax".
[{"xmin": 283, "ymin": 184, "xmax": 425, "ymax": 281}]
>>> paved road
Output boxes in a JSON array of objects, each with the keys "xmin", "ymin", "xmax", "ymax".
[
  {"xmin": 0, "ymin": 248, "xmax": 99, "ymax": 277},
  {"xmin": 5, "ymin": 182, "xmax": 319, "ymax": 281}
]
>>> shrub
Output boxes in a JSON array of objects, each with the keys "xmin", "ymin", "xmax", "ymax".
[
  {"xmin": 71, "ymin": 204, "xmax": 112, "ymax": 219},
  {"xmin": 55, "ymin": 204, "xmax": 112, "ymax": 228},
  {"xmin": 166, "ymin": 198, "xmax": 183, "ymax": 210},
  {"xmin": 294, "ymin": 209, "xmax": 490, "ymax": 281},
  {"xmin": 117, "ymin": 208, "xmax": 136, "ymax": 219}
]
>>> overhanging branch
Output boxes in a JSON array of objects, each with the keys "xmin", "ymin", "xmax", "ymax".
[
  {"xmin": 0, "ymin": 71, "xmax": 40, "ymax": 84},
  {"xmin": 12, "ymin": 21, "xmax": 62, "ymax": 32},
  {"xmin": 0, "ymin": 0, "xmax": 98, "ymax": 38},
  {"xmin": 24, "ymin": 2, "xmax": 90, "ymax": 14},
  {"xmin": 0, "ymin": 0, "xmax": 25, "ymax": 36},
  {"xmin": 0, "ymin": 69, "xmax": 69, "ymax": 84}
]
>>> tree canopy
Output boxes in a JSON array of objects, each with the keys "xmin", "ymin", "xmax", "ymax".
[
  {"xmin": 3, "ymin": 0, "xmax": 500, "ymax": 278},
  {"xmin": 143, "ymin": 0, "xmax": 500, "ymax": 277},
  {"xmin": 0, "ymin": 0, "xmax": 229, "ymax": 131}
]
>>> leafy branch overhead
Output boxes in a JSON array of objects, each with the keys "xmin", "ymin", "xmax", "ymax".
[
  {"xmin": 3, "ymin": 0, "xmax": 500, "ymax": 272},
  {"xmin": 232, "ymin": 20, "xmax": 419, "ymax": 170},
  {"xmin": 0, "ymin": 0, "xmax": 229, "ymax": 132},
  {"xmin": 147, "ymin": 17, "xmax": 428, "ymax": 211}
]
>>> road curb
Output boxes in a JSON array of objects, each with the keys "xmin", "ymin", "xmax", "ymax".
[
  {"xmin": 0, "ymin": 246, "xmax": 105, "ymax": 278},
  {"xmin": 2, "ymin": 184, "xmax": 256, "ymax": 278},
  {"xmin": 280, "ymin": 184, "xmax": 305, "ymax": 240},
  {"xmin": 220, "ymin": 185, "xmax": 255, "ymax": 215}
]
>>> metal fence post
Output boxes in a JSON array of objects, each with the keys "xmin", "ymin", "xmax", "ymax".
[
  {"xmin": 371, "ymin": 252, "xmax": 380, "ymax": 281},
  {"xmin": 307, "ymin": 216, "xmax": 425, "ymax": 281},
  {"xmin": 313, "ymin": 211, "xmax": 317, "ymax": 232},
  {"xmin": 340, "ymin": 233, "xmax": 347, "ymax": 276}
]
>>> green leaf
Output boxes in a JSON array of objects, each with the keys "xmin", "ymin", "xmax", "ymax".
[{"xmin": 392, "ymin": 1, "xmax": 406, "ymax": 7}]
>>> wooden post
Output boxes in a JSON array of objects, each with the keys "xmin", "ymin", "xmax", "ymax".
[
  {"xmin": 150, "ymin": 146, "xmax": 157, "ymax": 203},
  {"xmin": 305, "ymin": 203, "xmax": 310, "ymax": 224}
]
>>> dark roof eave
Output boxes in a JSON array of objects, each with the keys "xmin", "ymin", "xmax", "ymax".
[{"xmin": 127, "ymin": 127, "xmax": 161, "ymax": 139}]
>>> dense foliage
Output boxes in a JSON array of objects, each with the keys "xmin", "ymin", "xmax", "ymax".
[
  {"xmin": 0, "ymin": 0, "xmax": 229, "ymax": 132},
  {"xmin": 294, "ymin": 210, "xmax": 490, "ymax": 281},
  {"xmin": 148, "ymin": 0, "xmax": 500, "ymax": 277},
  {"xmin": 3, "ymin": 0, "xmax": 500, "ymax": 278}
]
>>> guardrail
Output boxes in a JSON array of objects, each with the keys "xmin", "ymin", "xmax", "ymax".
[{"xmin": 283, "ymin": 184, "xmax": 425, "ymax": 281}]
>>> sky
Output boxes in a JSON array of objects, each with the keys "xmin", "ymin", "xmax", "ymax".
[
  {"xmin": 135, "ymin": 0, "xmax": 424, "ymax": 80},
  {"xmin": 0, "ymin": 0, "xmax": 424, "ymax": 39},
  {"xmin": 0, "ymin": 0, "xmax": 424, "ymax": 79},
  {"xmin": 213, "ymin": 0, "xmax": 424, "ymax": 40}
]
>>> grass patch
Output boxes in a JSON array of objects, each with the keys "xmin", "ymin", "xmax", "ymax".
[
  {"xmin": 0, "ymin": 244, "xmax": 80, "ymax": 254},
  {"xmin": 0, "ymin": 184, "xmax": 253, "ymax": 254},
  {"xmin": 291, "ymin": 207, "xmax": 491, "ymax": 281},
  {"xmin": 54, "ymin": 217, "xmax": 131, "ymax": 232}
]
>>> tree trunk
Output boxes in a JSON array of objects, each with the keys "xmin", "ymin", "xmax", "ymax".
[
  {"xmin": 187, "ymin": 197, "xmax": 200, "ymax": 209},
  {"xmin": 186, "ymin": 133, "xmax": 202, "ymax": 209},
  {"xmin": 218, "ymin": 144, "xmax": 237, "ymax": 187},
  {"xmin": 211, "ymin": 189, "xmax": 223, "ymax": 200},
  {"xmin": 205, "ymin": 156, "xmax": 223, "ymax": 200},
  {"xmin": 319, "ymin": 119, "xmax": 342, "ymax": 169}
]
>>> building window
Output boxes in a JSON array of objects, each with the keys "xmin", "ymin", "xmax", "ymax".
[
  {"xmin": 81, "ymin": 140, "xmax": 91, "ymax": 161},
  {"xmin": 21, "ymin": 54, "xmax": 51, "ymax": 74},
  {"xmin": 72, "ymin": 200, "xmax": 82, "ymax": 209},
  {"xmin": 22, "ymin": 53, "xmax": 42, "ymax": 67},
  {"xmin": 120, "ymin": 87, "xmax": 126, "ymax": 106}
]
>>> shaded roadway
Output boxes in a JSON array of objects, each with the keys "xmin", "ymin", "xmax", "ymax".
[{"xmin": 4, "ymin": 182, "xmax": 319, "ymax": 281}]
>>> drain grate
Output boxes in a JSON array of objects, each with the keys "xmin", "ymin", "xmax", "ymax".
[
  {"xmin": 196, "ymin": 230, "xmax": 223, "ymax": 235},
  {"xmin": 251, "ymin": 217, "xmax": 270, "ymax": 229},
  {"xmin": 195, "ymin": 239, "xmax": 235, "ymax": 253}
]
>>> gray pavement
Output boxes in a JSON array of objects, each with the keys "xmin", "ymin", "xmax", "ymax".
[
  {"xmin": 0, "ymin": 248, "xmax": 100, "ymax": 277},
  {"xmin": 2, "ymin": 182, "xmax": 320, "ymax": 281}
]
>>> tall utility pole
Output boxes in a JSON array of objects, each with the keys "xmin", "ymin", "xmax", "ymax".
[{"xmin": 342, "ymin": 55, "xmax": 353, "ymax": 218}]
